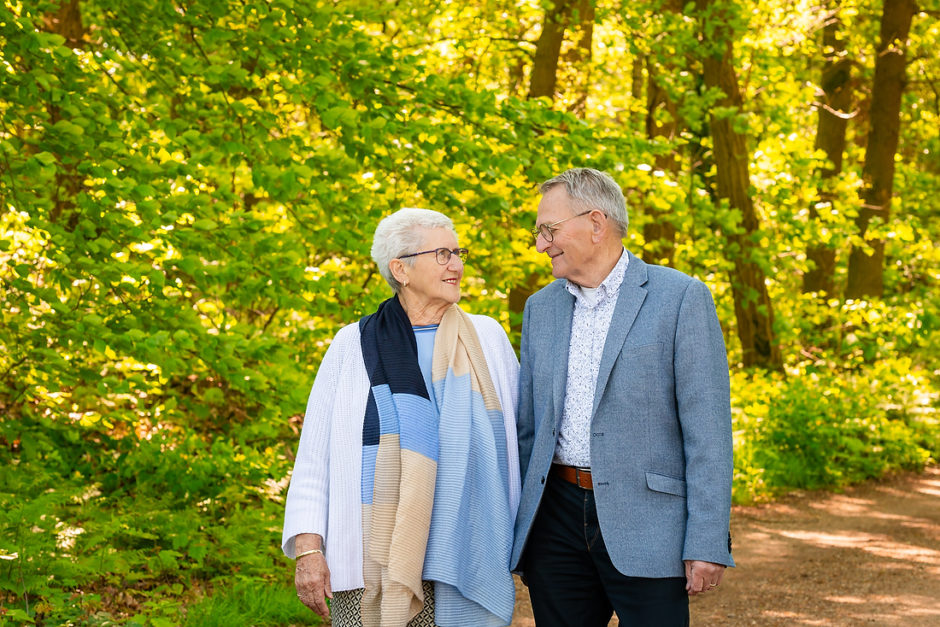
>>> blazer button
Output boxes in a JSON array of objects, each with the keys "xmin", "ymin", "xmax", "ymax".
[{"xmin": 540, "ymin": 476, "xmax": 545, "ymax": 485}]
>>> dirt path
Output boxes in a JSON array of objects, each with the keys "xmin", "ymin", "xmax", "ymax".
[{"xmin": 511, "ymin": 466, "xmax": 940, "ymax": 626}]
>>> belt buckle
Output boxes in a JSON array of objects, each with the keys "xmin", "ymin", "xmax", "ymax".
[{"xmin": 575, "ymin": 467, "xmax": 591, "ymax": 489}]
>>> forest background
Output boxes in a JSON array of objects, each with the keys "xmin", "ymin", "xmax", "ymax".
[{"xmin": 1, "ymin": 0, "xmax": 938, "ymax": 624}]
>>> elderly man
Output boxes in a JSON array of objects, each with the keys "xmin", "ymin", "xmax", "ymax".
[{"xmin": 511, "ymin": 168, "xmax": 734, "ymax": 626}]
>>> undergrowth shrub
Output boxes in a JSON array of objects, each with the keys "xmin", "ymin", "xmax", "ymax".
[
  {"xmin": 731, "ymin": 360, "xmax": 938, "ymax": 503},
  {"xmin": 0, "ymin": 412, "xmax": 308, "ymax": 625},
  {"xmin": 183, "ymin": 580, "xmax": 319, "ymax": 627}
]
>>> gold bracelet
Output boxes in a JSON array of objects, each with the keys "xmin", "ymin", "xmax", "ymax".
[{"xmin": 296, "ymin": 548, "xmax": 323, "ymax": 559}]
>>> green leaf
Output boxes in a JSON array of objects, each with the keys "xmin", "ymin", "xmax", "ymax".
[
  {"xmin": 203, "ymin": 388, "xmax": 224, "ymax": 405},
  {"xmin": 149, "ymin": 270, "xmax": 166, "ymax": 289},
  {"xmin": 193, "ymin": 219, "xmax": 218, "ymax": 231},
  {"xmin": 158, "ymin": 550, "xmax": 183, "ymax": 569},
  {"xmin": 34, "ymin": 151, "xmax": 57, "ymax": 166},
  {"xmin": 52, "ymin": 119, "xmax": 85, "ymax": 136},
  {"xmin": 0, "ymin": 609, "xmax": 35, "ymax": 623}
]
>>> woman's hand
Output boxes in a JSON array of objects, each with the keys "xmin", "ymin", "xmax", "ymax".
[{"xmin": 294, "ymin": 535, "xmax": 332, "ymax": 618}]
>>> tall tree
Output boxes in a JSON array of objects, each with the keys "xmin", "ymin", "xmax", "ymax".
[
  {"xmin": 641, "ymin": 0, "xmax": 686, "ymax": 267},
  {"xmin": 803, "ymin": 7, "xmax": 853, "ymax": 296},
  {"xmin": 846, "ymin": 0, "xmax": 916, "ymax": 299},
  {"xmin": 642, "ymin": 61, "xmax": 681, "ymax": 267},
  {"xmin": 528, "ymin": 1, "xmax": 574, "ymax": 99},
  {"xmin": 510, "ymin": 0, "xmax": 596, "ymax": 328},
  {"xmin": 695, "ymin": 0, "xmax": 782, "ymax": 369},
  {"xmin": 562, "ymin": 0, "xmax": 596, "ymax": 117},
  {"xmin": 43, "ymin": 0, "xmax": 83, "ymax": 47},
  {"xmin": 43, "ymin": 0, "xmax": 85, "ymax": 229}
]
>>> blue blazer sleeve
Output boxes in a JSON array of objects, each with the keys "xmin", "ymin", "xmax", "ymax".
[{"xmin": 674, "ymin": 279, "xmax": 734, "ymax": 565}]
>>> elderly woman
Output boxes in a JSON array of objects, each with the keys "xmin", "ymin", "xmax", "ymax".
[{"xmin": 282, "ymin": 208, "xmax": 520, "ymax": 627}]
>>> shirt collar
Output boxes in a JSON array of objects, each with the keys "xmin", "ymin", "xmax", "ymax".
[{"xmin": 565, "ymin": 248, "xmax": 629, "ymax": 307}]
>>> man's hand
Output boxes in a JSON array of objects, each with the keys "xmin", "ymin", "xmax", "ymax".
[{"xmin": 684, "ymin": 560, "xmax": 725, "ymax": 596}]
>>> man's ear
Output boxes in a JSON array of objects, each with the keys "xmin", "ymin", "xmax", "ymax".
[{"xmin": 590, "ymin": 210, "xmax": 607, "ymax": 242}]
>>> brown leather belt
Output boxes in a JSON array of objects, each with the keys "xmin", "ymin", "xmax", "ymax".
[{"xmin": 551, "ymin": 464, "xmax": 593, "ymax": 490}]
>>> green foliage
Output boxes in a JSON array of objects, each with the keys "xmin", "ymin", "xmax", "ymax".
[
  {"xmin": 732, "ymin": 362, "xmax": 937, "ymax": 504},
  {"xmin": 0, "ymin": 410, "xmax": 299, "ymax": 624},
  {"xmin": 1, "ymin": 0, "xmax": 938, "ymax": 623},
  {"xmin": 183, "ymin": 581, "xmax": 320, "ymax": 627}
]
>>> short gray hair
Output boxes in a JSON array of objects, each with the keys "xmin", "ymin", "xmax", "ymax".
[
  {"xmin": 540, "ymin": 168, "xmax": 628, "ymax": 237},
  {"xmin": 371, "ymin": 208, "xmax": 458, "ymax": 293}
]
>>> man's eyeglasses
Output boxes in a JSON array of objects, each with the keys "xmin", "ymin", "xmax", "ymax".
[
  {"xmin": 531, "ymin": 211, "xmax": 593, "ymax": 243},
  {"xmin": 398, "ymin": 247, "xmax": 469, "ymax": 265}
]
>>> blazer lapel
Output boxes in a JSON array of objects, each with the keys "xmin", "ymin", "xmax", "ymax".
[
  {"xmin": 592, "ymin": 252, "xmax": 648, "ymax": 417},
  {"xmin": 552, "ymin": 286, "xmax": 575, "ymax": 428}
]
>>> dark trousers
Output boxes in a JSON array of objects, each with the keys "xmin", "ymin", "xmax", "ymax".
[{"xmin": 523, "ymin": 475, "xmax": 689, "ymax": 627}]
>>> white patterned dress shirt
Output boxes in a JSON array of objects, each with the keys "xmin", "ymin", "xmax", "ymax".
[{"xmin": 553, "ymin": 248, "xmax": 629, "ymax": 468}]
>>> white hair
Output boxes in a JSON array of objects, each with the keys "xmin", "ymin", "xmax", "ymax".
[
  {"xmin": 371, "ymin": 208, "xmax": 458, "ymax": 293},
  {"xmin": 540, "ymin": 168, "xmax": 629, "ymax": 237}
]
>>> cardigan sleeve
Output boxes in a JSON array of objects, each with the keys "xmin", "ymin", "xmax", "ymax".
[{"xmin": 281, "ymin": 323, "xmax": 357, "ymax": 557}]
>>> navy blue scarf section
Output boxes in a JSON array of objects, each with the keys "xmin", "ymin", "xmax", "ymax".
[{"xmin": 359, "ymin": 296, "xmax": 430, "ymax": 448}]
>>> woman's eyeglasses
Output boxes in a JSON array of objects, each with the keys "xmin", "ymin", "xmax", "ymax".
[{"xmin": 398, "ymin": 247, "xmax": 469, "ymax": 265}]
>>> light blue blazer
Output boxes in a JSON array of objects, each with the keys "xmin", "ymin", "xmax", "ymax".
[{"xmin": 510, "ymin": 251, "xmax": 735, "ymax": 578}]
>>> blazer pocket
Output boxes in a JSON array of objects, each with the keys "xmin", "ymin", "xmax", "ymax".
[
  {"xmin": 624, "ymin": 342, "xmax": 663, "ymax": 360},
  {"xmin": 646, "ymin": 471, "xmax": 687, "ymax": 497}
]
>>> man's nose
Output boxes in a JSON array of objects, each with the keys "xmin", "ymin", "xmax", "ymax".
[{"xmin": 535, "ymin": 234, "xmax": 550, "ymax": 253}]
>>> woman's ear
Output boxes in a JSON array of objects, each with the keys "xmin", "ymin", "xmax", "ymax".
[{"xmin": 389, "ymin": 258, "xmax": 409, "ymax": 287}]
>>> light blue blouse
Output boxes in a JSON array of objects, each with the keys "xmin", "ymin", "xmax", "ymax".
[{"xmin": 413, "ymin": 324, "xmax": 438, "ymax": 404}]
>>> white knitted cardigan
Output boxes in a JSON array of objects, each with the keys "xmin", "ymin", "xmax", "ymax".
[{"xmin": 282, "ymin": 313, "xmax": 521, "ymax": 592}]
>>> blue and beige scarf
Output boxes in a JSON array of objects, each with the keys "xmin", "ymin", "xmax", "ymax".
[{"xmin": 359, "ymin": 297, "xmax": 514, "ymax": 627}]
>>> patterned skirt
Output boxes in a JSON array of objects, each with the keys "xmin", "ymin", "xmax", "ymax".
[{"xmin": 329, "ymin": 580, "xmax": 437, "ymax": 627}]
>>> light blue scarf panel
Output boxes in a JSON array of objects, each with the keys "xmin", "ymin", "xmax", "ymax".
[{"xmin": 424, "ymin": 369, "xmax": 514, "ymax": 627}]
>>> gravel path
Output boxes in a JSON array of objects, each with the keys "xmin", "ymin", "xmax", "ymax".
[{"xmin": 511, "ymin": 466, "xmax": 940, "ymax": 626}]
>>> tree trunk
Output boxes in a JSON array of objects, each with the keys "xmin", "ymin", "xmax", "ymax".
[
  {"xmin": 43, "ymin": 0, "xmax": 84, "ymax": 49},
  {"xmin": 631, "ymin": 56, "xmax": 644, "ymax": 101},
  {"xmin": 564, "ymin": 0, "xmax": 595, "ymax": 117},
  {"xmin": 696, "ymin": 0, "xmax": 782, "ymax": 369},
  {"xmin": 642, "ymin": 62, "xmax": 680, "ymax": 267},
  {"xmin": 803, "ymin": 9, "xmax": 852, "ymax": 296},
  {"xmin": 528, "ymin": 1, "xmax": 574, "ymax": 99},
  {"xmin": 512, "ymin": 0, "xmax": 593, "ymax": 333},
  {"xmin": 44, "ymin": 0, "xmax": 85, "ymax": 229},
  {"xmin": 642, "ymin": 0, "xmax": 685, "ymax": 268},
  {"xmin": 845, "ymin": 0, "xmax": 915, "ymax": 299}
]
